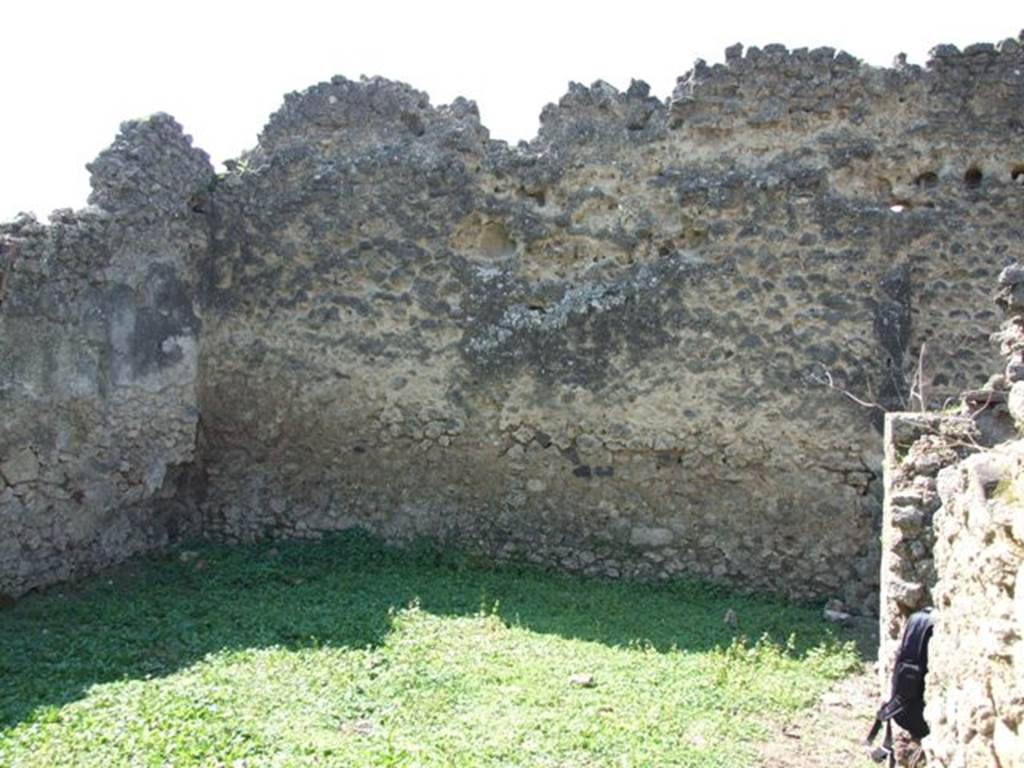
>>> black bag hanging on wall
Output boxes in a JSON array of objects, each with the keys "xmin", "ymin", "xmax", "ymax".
[{"xmin": 867, "ymin": 609, "xmax": 934, "ymax": 767}]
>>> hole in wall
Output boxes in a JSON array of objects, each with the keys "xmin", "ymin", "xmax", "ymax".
[
  {"xmin": 518, "ymin": 186, "xmax": 547, "ymax": 207},
  {"xmin": 964, "ymin": 167, "xmax": 983, "ymax": 189},
  {"xmin": 913, "ymin": 171, "xmax": 939, "ymax": 189},
  {"xmin": 450, "ymin": 213, "xmax": 517, "ymax": 260},
  {"xmin": 187, "ymin": 193, "xmax": 207, "ymax": 213},
  {"xmin": 889, "ymin": 200, "xmax": 913, "ymax": 213},
  {"xmin": 400, "ymin": 111, "xmax": 426, "ymax": 137},
  {"xmin": 1012, "ymin": 165, "xmax": 1024, "ymax": 185}
]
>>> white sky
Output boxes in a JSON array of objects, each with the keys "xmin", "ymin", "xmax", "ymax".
[{"xmin": 1, "ymin": 1, "xmax": 1019, "ymax": 221}]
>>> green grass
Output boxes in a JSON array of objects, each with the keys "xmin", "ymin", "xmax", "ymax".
[{"xmin": 0, "ymin": 531, "xmax": 859, "ymax": 767}]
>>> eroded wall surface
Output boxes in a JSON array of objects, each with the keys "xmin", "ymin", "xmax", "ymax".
[
  {"xmin": 198, "ymin": 38, "xmax": 1024, "ymax": 610},
  {"xmin": 0, "ymin": 115, "xmax": 211, "ymax": 597},
  {"xmin": 3, "ymin": 35, "xmax": 1024, "ymax": 605},
  {"xmin": 879, "ymin": 412, "xmax": 977, "ymax": 697},
  {"xmin": 879, "ymin": 265, "xmax": 1024, "ymax": 766},
  {"xmin": 925, "ymin": 444, "xmax": 1024, "ymax": 767}
]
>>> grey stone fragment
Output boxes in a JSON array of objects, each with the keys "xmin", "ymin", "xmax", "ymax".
[
  {"xmin": 890, "ymin": 505, "xmax": 925, "ymax": 532},
  {"xmin": 891, "ymin": 579, "xmax": 925, "ymax": 609},
  {"xmin": 568, "ymin": 673, "xmax": 595, "ymax": 688},
  {"xmin": 998, "ymin": 265, "xmax": 1024, "ymax": 287},
  {"xmin": 823, "ymin": 608, "xmax": 851, "ymax": 624},
  {"xmin": 725, "ymin": 43, "xmax": 744, "ymax": 63},
  {"xmin": 0, "ymin": 448, "xmax": 39, "ymax": 486}
]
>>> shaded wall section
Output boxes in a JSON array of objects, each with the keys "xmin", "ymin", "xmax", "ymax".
[{"xmin": 0, "ymin": 115, "xmax": 212, "ymax": 597}]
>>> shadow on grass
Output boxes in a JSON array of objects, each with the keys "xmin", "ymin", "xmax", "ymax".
[{"xmin": 0, "ymin": 530, "xmax": 870, "ymax": 731}]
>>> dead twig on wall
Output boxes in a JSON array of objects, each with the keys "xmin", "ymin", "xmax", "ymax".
[
  {"xmin": 808, "ymin": 367, "xmax": 887, "ymax": 412},
  {"xmin": 908, "ymin": 343, "xmax": 928, "ymax": 413},
  {"xmin": 811, "ymin": 344, "xmax": 933, "ymax": 415}
]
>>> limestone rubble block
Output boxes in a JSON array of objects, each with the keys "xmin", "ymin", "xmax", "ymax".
[
  {"xmin": 996, "ymin": 263, "xmax": 1024, "ymax": 315},
  {"xmin": 0, "ymin": 447, "xmax": 39, "ymax": 486},
  {"xmin": 1008, "ymin": 381, "xmax": 1024, "ymax": 428}
]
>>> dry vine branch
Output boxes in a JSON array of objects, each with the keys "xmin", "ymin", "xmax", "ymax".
[
  {"xmin": 811, "ymin": 344, "xmax": 931, "ymax": 414},
  {"xmin": 808, "ymin": 367, "xmax": 886, "ymax": 411},
  {"xmin": 943, "ymin": 438, "xmax": 986, "ymax": 454},
  {"xmin": 965, "ymin": 389, "xmax": 1006, "ymax": 420},
  {"xmin": 908, "ymin": 343, "xmax": 928, "ymax": 413}
]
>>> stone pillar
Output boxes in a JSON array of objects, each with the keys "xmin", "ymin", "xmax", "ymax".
[
  {"xmin": 925, "ymin": 447, "xmax": 1024, "ymax": 767},
  {"xmin": 879, "ymin": 412, "xmax": 976, "ymax": 698},
  {"xmin": 921, "ymin": 263, "xmax": 1024, "ymax": 766}
]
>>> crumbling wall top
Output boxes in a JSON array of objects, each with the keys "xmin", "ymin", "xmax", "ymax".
[
  {"xmin": 252, "ymin": 76, "xmax": 490, "ymax": 163},
  {"xmin": 86, "ymin": 113, "xmax": 213, "ymax": 220}
]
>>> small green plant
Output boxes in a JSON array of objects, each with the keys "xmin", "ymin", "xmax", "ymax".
[{"xmin": 992, "ymin": 475, "xmax": 1021, "ymax": 505}]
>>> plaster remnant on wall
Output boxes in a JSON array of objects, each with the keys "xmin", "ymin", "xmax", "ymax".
[{"xmin": 0, "ymin": 114, "xmax": 211, "ymax": 598}]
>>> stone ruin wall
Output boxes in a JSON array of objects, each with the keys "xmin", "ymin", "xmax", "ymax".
[
  {"xmin": 879, "ymin": 266, "xmax": 1024, "ymax": 767},
  {"xmin": 927, "ymin": 441, "xmax": 1023, "ymax": 767},
  {"xmin": 0, "ymin": 118, "xmax": 211, "ymax": 596},
  {"xmin": 879, "ymin": 413, "xmax": 976, "ymax": 699},
  {"xmin": 3, "ymin": 35, "xmax": 1024, "ymax": 609}
]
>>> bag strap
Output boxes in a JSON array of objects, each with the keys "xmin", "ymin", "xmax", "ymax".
[
  {"xmin": 867, "ymin": 611, "xmax": 935, "ymax": 761},
  {"xmin": 867, "ymin": 720, "xmax": 895, "ymax": 766},
  {"xmin": 867, "ymin": 716, "xmax": 883, "ymax": 744}
]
